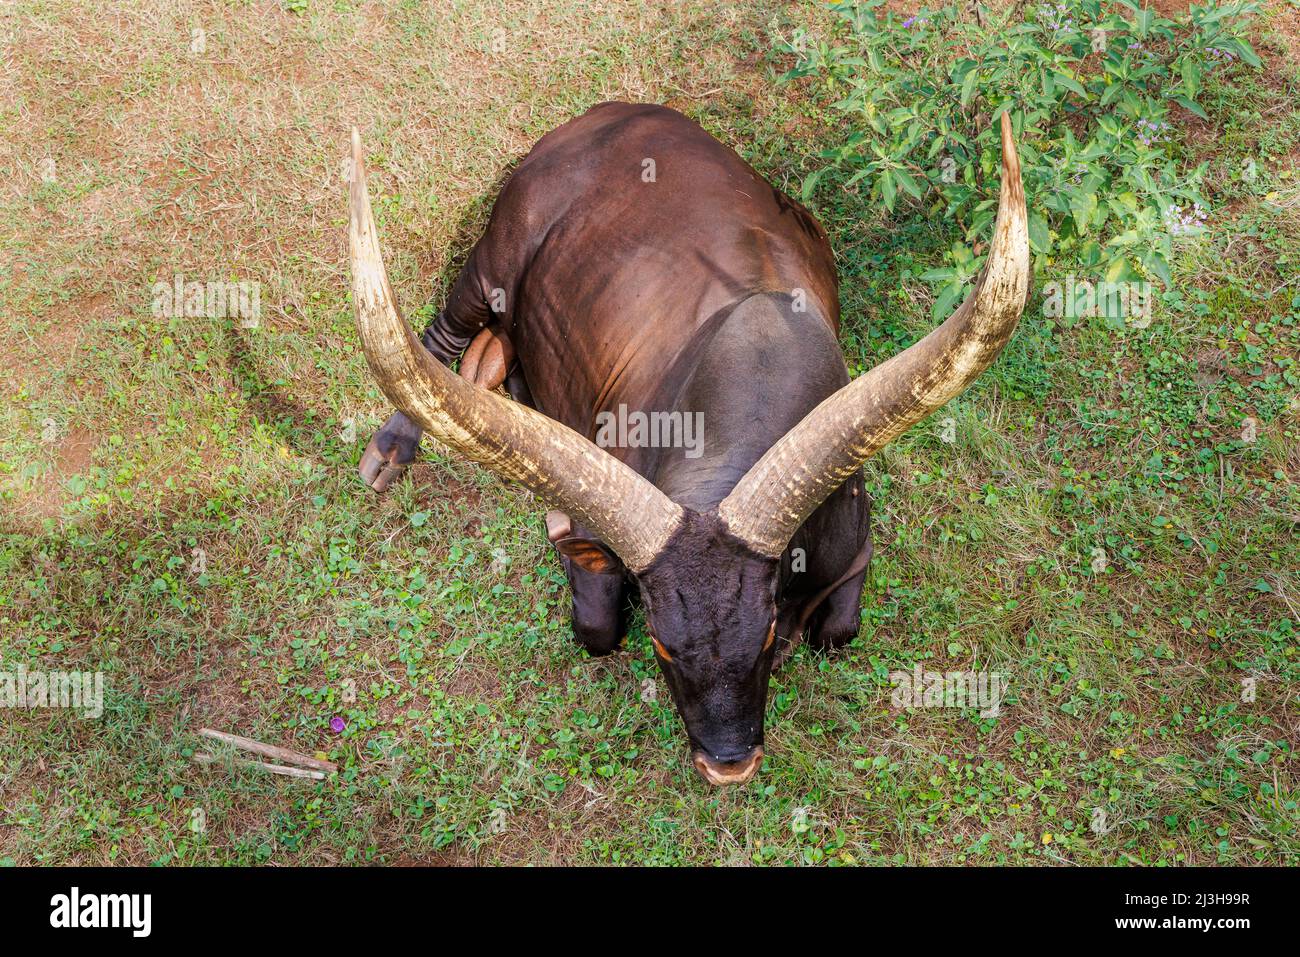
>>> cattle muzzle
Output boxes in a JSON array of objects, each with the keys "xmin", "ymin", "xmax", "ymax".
[{"xmin": 691, "ymin": 746, "xmax": 764, "ymax": 786}]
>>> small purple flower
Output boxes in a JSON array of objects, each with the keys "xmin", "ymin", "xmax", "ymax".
[
  {"xmin": 1057, "ymin": 159, "xmax": 1086, "ymax": 185},
  {"xmin": 902, "ymin": 15, "xmax": 928, "ymax": 28},
  {"xmin": 1038, "ymin": 3, "xmax": 1076, "ymax": 35},
  {"xmin": 1164, "ymin": 202, "xmax": 1208, "ymax": 236},
  {"xmin": 1207, "ymin": 47, "xmax": 1237, "ymax": 69},
  {"xmin": 329, "ymin": 716, "xmax": 346, "ymax": 733},
  {"xmin": 1134, "ymin": 118, "xmax": 1170, "ymax": 149},
  {"xmin": 1127, "ymin": 42, "xmax": 1155, "ymax": 62}
]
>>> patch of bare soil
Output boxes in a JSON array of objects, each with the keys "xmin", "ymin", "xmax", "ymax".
[
  {"xmin": 3, "ymin": 426, "xmax": 96, "ymax": 522},
  {"xmin": 0, "ymin": 288, "xmax": 115, "ymax": 521},
  {"xmin": 0, "ymin": 292, "xmax": 98, "ymax": 390},
  {"xmin": 442, "ymin": 664, "xmax": 503, "ymax": 700},
  {"xmin": 1265, "ymin": 2, "xmax": 1300, "ymax": 61}
]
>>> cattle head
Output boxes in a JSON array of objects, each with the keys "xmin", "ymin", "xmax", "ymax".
[
  {"xmin": 346, "ymin": 115, "xmax": 1029, "ymax": 786},
  {"xmin": 634, "ymin": 511, "xmax": 779, "ymax": 784}
]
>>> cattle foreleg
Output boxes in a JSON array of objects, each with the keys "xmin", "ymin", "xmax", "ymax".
[
  {"xmin": 564, "ymin": 566, "xmax": 629, "ymax": 655},
  {"xmin": 801, "ymin": 535, "xmax": 872, "ymax": 654},
  {"xmin": 544, "ymin": 510, "xmax": 630, "ymax": 655},
  {"xmin": 774, "ymin": 481, "xmax": 873, "ymax": 667}
]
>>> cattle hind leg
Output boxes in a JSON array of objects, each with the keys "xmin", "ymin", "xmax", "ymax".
[
  {"xmin": 359, "ymin": 409, "xmax": 424, "ymax": 493},
  {"xmin": 358, "ymin": 319, "xmax": 514, "ymax": 493}
]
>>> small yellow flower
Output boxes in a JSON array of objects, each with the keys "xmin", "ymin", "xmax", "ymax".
[
  {"xmin": 1042, "ymin": 833, "xmax": 1053, "ymax": 845},
  {"xmin": 1111, "ymin": 748, "xmax": 1127, "ymax": 758}
]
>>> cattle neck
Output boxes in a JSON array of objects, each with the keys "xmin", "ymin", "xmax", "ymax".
[{"xmin": 645, "ymin": 291, "xmax": 851, "ymax": 517}]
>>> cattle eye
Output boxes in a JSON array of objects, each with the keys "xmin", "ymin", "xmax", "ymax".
[
  {"xmin": 652, "ymin": 636, "xmax": 672, "ymax": 661},
  {"xmin": 763, "ymin": 623, "xmax": 776, "ymax": 652}
]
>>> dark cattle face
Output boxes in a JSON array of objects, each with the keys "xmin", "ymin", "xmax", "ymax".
[
  {"xmin": 346, "ymin": 105, "xmax": 1030, "ymax": 786},
  {"xmin": 547, "ymin": 508, "xmax": 781, "ymax": 782},
  {"xmin": 637, "ymin": 513, "xmax": 779, "ymax": 784}
]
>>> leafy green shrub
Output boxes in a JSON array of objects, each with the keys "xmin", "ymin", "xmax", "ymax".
[{"xmin": 780, "ymin": 0, "xmax": 1262, "ymax": 316}]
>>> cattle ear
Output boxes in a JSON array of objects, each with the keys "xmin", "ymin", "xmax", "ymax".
[{"xmin": 554, "ymin": 536, "xmax": 624, "ymax": 576}]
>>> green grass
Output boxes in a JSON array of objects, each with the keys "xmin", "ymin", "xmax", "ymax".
[{"xmin": 0, "ymin": 0, "xmax": 1297, "ymax": 865}]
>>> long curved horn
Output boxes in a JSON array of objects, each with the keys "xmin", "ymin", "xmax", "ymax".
[
  {"xmin": 347, "ymin": 129, "xmax": 682, "ymax": 571},
  {"xmin": 718, "ymin": 113, "xmax": 1030, "ymax": 558}
]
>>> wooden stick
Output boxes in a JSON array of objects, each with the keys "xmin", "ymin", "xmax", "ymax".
[
  {"xmin": 197, "ymin": 728, "xmax": 337, "ymax": 773},
  {"xmin": 191, "ymin": 752, "xmax": 326, "ymax": 781}
]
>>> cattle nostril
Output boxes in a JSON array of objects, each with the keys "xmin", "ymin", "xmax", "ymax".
[
  {"xmin": 691, "ymin": 747, "xmax": 764, "ymax": 786},
  {"xmin": 712, "ymin": 749, "xmax": 754, "ymax": 765}
]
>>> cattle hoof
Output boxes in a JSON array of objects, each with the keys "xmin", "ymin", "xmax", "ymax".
[
  {"xmin": 545, "ymin": 510, "xmax": 572, "ymax": 542},
  {"xmin": 358, "ymin": 437, "xmax": 410, "ymax": 494}
]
